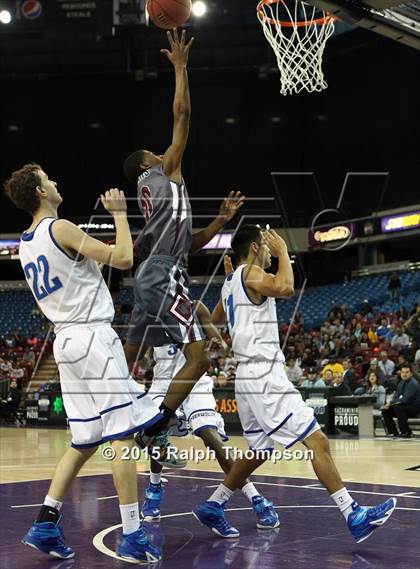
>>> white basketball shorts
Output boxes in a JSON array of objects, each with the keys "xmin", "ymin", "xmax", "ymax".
[
  {"xmin": 148, "ymin": 375, "xmax": 228, "ymax": 440},
  {"xmin": 53, "ymin": 323, "xmax": 161, "ymax": 448},
  {"xmin": 235, "ymin": 361, "xmax": 320, "ymax": 451}
]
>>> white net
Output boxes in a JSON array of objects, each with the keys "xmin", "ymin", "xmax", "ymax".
[{"xmin": 257, "ymin": 0, "xmax": 335, "ymax": 96}]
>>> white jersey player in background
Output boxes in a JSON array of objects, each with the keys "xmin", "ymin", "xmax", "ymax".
[
  {"xmin": 193, "ymin": 225, "xmax": 396, "ymax": 543},
  {"xmin": 140, "ymin": 301, "xmax": 279, "ymax": 531},
  {"xmin": 5, "ymin": 163, "xmax": 163, "ymax": 563}
]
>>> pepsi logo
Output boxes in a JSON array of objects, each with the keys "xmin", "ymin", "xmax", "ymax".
[{"xmin": 21, "ymin": 0, "xmax": 43, "ymax": 20}]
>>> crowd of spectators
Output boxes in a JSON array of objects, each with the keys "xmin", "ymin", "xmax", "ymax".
[{"xmin": 0, "ymin": 332, "xmax": 43, "ymax": 421}]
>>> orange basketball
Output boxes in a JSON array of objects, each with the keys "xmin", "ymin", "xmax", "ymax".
[{"xmin": 147, "ymin": 0, "xmax": 192, "ymax": 30}]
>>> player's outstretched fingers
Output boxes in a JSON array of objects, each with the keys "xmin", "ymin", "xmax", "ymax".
[{"xmin": 224, "ymin": 255, "xmax": 234, "ymax": 275}]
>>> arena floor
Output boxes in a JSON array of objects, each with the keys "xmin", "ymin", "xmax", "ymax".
[{"xmin": 1, "ymin": 428, "xmax": 419, "ymax": 569}]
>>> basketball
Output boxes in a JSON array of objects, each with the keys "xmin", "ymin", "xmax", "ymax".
[{"xmin": 147, "ymin": 0, "xmax": 192, "ymax": 29}]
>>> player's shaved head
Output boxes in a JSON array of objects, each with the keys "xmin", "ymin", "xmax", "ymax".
[
  {"xmin": 4, "ymin": 163, "xmax": 42, "ymax": 214},
  {"xmin": 123, "ymin": 149, "xmax": 146, "ymax": 183},
  {"xmin": 231, "ymin": 224, "xmax": 262, "ymax": 261}
]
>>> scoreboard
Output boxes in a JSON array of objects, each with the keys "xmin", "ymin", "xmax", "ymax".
[{"xmin": 3, "ymin": 0, "xmax": 147, "ymax": 37}]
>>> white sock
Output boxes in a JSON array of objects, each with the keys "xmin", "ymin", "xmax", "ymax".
[
  {"xmin": 44, "ymin": 495, "xmax": 63, "ymax": 511},
  {"xmin": 150, "ymin": 472, "xmax": 162, "ymax": 485},
  {"xmin": 331, "ymin": 488, "xmax": 356, "ymax": 521},
  {"xmin": 241, "ymin": 482, "xmax": 260, "ymax": 503},
  {"xmin": 119, "ymin": 502, "xmax": 140, "ymax": 535},
  {"xmin": 208, "ymin": 484, "xmax": 233, "ymax": 505}
]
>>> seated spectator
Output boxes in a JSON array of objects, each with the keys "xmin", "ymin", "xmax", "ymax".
[
  {"xmin": 301, "ymin": 348, "xmax": 317, "ymax": 368},
  {"xmin": 381, "ymin": 365, "xmax": 420, "ymax": 437},
  {"xmin": 300, "ymin": 368, "xmax": 326, "ymax": 388},
  {"xmin": 353, "ymin": 323, "xmax": 363, "ymax": 340},
  {"xmin": 376, "ymin": 318, "xmax": 390, "ymax": 339},
  {"xmin": 0, "ymin": 358, "xmax": 12, "ymax": 375},
  {"xmin": 321, "ymin": 359, "xmax": 344, "ymax": 379},
  {"xmin": 365, "ymin": 371, "xmax": 386, "ymax": 409},
  {"xmin": 342, "ymin": 358, "xmax": 359, "ymax": 392},
  {"xmin": 384, "ymin": 323, "xmax": 396, "ymax": 345},
  {"xmin": 10, "ymin": 365, "xmax": 25, "ymax": 389},
  {"xmin": 391, "ymin": 328, "xmax": 410, "ymax": 350},
  {"xmin": 23, "ymin": 350, "xmax": 36, "ymax": 366},
  {"xmin": 367, "ymin": 325, "xmax": 378, "ymax": 344},
  {"xmin": 331, "ymin": 371, "xmax": 352, "ymax": 395},
  {"xmin": 368, "ymin": 358, "xmax": 385, "ymax": 383},
  {"xmin": 323, "ymin": 369, "xmax": 334, "ymax": 386},
  {"xmin": 378, "ymin": 350, "xmax": 395, "ymax": 378},
  {"xmin": 405, "ymin": 306, "xmax": 420, "ymax": 346},
  {"xmin": 0, "ymin": 379, "xmax": 21, "ymax": 419},
  {"xmin": 285, "ymin": 358, "xmax": 303, "ymax": 384}
]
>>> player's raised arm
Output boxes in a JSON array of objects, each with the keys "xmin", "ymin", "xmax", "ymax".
[
  {"xmin": 190, "ymin": 191, "xmax": 245, "ymax": 254},
  {"xmin": 194, "ymin": 300, "xmax": 227, "ymax": 349},
  {"xmin": 52, "ymin": 189, "xmax": 133, "ymax": 270},
  {"xmin": 210, "ymin": 254, "xmax": 233, "ymax": 327},
  {"xmin": 245, "ymin": 230, "xmax": 294, "ymax": 299},
  {"xmin": 161, "ymin": 29, "xmax": 194, "ymax": 183}
]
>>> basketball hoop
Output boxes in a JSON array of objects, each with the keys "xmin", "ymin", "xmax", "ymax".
[{"xmin": 257, "ymin": 0, "xmax": 335, "ymax": 95}]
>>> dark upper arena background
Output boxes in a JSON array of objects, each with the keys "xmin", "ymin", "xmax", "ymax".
[{"xmin": 0, "ymin": 0, "xmax": 419, "ymax": 284}]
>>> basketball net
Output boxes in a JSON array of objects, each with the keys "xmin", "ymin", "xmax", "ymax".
[{"xmin": 257, "ymin": 0, "xmax": 335, "ymax": 95}]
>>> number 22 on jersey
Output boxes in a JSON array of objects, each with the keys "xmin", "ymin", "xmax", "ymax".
[{"xmin": 23, "ymin": 255, "xmax": 63, "ymax": 301}]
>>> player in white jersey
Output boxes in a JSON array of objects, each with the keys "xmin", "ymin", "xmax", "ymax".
[
  {"xmin": 193, "ymin": 225, "xmax": 396, "ymax": 543},
  {"xmin": 4, "ymin": 163, "xmax": 163, "ymax": 563},
  {"xmin": 140, "ymin": 301, "xmax": 279, "ymax": 531}
]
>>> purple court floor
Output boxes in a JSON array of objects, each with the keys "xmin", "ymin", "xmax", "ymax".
[{"xmin": 1, "ymin": 469, "xmax": 419, "ymax": 569}]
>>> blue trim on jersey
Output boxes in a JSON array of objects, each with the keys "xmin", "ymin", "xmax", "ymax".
[
  {"xmin": 71, "ymin": 439, "xmax": 102, "ymax": 449},
  {"xmin": 68, "ymin": 415, "xmax": 101, "ymax": 423},
  {"xmin": 244, "ymin": 428, "xmax": 264, "ymax": 434},
  {"xmin": 226, "ymin": 273, "xmax": 233, "ymax": 281},
  {"xmin": 240, "ymin": 265, "xmax": 266, "ymax": 306},
  {"xmin": 48, "ymin": 220, "xmax": 80, "ymax": 261},
  {"xmin": 194, "ymin": 425, "xmax": 218, "ymax": 435},
  {"xmin": 101, "ymin": 412, "xmax": 162, "ymax": 443},
  {"xmin": 267, "ymin": 412, "xmax": 293, "ymax": 437},
  {"xmin": 21, "ymin": 217, "xmax": 56, "ymax": 241},
  {"xmin": 249, "ymin": 447, "xmax": 274, "ymax": 455},
  {"xmin": 187, "ymin": 408, "xmax": 216, "ymax": 422},
  {"xmin": 100, "ymin": 400, "xmax": 133, "ymax": 415},
  {"xmin": 68, "ymin": 395, "xmax": 147, "ymax": 423},
  {"xmin": 70, "ymin": 412, "xmax": 163, "ymax": 448},
  {"xmin": 285, "ymin": 417, "xmax": 318, "ymax": 449}
]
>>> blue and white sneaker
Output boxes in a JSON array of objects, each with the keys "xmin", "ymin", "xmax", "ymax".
[
  {"xmin": 348, "ymin": 498, "xmax": 397, "ymax": 543},
  {"xmin": 192, "ymin": 501, "xmax": 240, "ymax": 538},
  {"xmin": 22, "ymin": 515, "xmax": 74, "ymax": 559},
  {"xmin": 252, "ymin": 496, "xmax": 280, "ymax": 529},
  {"xmin": 142, "ymin": 483, "xmax": 163, "ymax": 521},
  {"xmin": 116, "ymin": 525, "xmax": 161, "ymax": 563},
  {"xmin": 135, "ymin": 430, "xmax": 187, "ymax": 469}
]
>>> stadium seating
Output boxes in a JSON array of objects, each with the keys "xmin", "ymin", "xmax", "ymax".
[
  {"xmin": 1, "ymin": 270, "xmax": 419, "ymax": 336},
  {"xmin": 0, "ymin": 291, "xmax": 46, "ymax": 336},
  {"xmin": 116, "ymin": 270, "xmax": 420, "ymax": 331}
]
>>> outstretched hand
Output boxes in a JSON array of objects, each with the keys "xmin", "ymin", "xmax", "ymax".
[
  {"xmin": 224, "ymin": 254, "xmax": 234, "ymax": 275},
  {"xmin": 161, "ymin": 28, "xmax": 194, "ymax": 67},
  {"xmin": 263, "ymin": 229, "xmax": 288, "ymax": 257},
  {"xmin": 101, "ymin": 188, "xmax": 127, "ymax": 215},
  {"xmin": 218, "ymin": 191, "xmax": 245, "ymax": 225}
]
